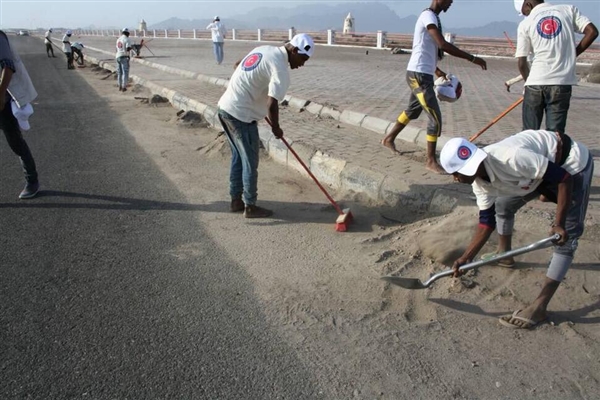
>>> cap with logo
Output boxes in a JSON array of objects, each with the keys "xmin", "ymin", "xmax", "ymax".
[
  {"xmin": 66, "ymin": 30, "xmax": 72, "ymax": 35},
  {"xmin": 440, "ymin": 138, "xmax": 488, "ymax": 176},
  {"xmin": 214, "ymin": 16, "xmax": 220, "ymax": 21},
  {"xmin": 288, "ymin": 33, "xmax": 315, "ymax": 57},
  {"xmin": 11, "ymin": 101, "xmax": 34, "ymax": 131},
  {"xmin": 122, "ymin": 28, "xmax": 129, "ymax": 33}
]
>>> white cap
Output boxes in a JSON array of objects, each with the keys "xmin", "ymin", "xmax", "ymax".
[
  {"xmin": 66, "ymin": 30, "xmax": 72, "ymax": 35},
  {"xmin": 214, "ymin": 16, "xmax": 220, "ymax": 20},
  {"xmin": 288, "ymin": 33, "xmax": 315, "ymax": 57},
  {"xmin": 11, "ymin": 101, "xmax": 33, "ymax": 131},
  {"xmin": 440, "ymin": 138, "xmax": 488, "ymax": 176},
  {"xmin": 514, "ymin": 0, "xmax": 524, "ymax": 16},
  {"xmin": 122, "ymin": 28, "xmax": 129, "ymax": 33},
  {"xmin": 49, "ymin": 28, "xmax": 53, "ymax": 32}
]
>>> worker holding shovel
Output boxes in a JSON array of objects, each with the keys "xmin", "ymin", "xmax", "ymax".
[
  {"xmin": 439, "ymin": 130, "xmax": 593, "ymax": 329},
  {"xmin": 217, "ymin": 33, "xmax": 314, "ymax": 218}
]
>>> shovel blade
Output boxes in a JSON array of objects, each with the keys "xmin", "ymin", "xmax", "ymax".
[{"xmin": 381, "ymin": 276, "xmax": 427, "ymax": 290}]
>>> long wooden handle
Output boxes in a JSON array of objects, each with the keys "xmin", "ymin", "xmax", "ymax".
[{"xmin": 469, "ymin": 97, "xmax": 523, "ymax": 143}]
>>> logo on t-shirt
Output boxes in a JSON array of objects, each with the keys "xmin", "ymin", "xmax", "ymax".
[
  {"xmin": 241, "ymin": 53, "xmax": 263, "ymax": 72},
  {"xmin": 537, "ymin": 16, "xmax": 562, "ymax": 39}
]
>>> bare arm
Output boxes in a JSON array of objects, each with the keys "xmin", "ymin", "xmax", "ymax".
[
  {"xmin": 551, "ymin": 176, "xmax": 573, "ymax": 245},
  {"xmin": 517, "ymin": 56, "xmax": 530, "ymax": 82},
  {"xmin": 266, "ymin": 96, "xmax": 283, "ymax": 138},
  {"xmin": 576, "ymin": 23, "xmax": 599, "ymax": 57},
  {"xmin": 452, "ymin": 225, "xmax": 494, "ymax": 276},
  {"xmin": 0, "ymin": 66, "xmax": 14, "ymax": 111},
  {"xmin": 428, "ymin": 26, "xmax": 487, "ymax": 70}
]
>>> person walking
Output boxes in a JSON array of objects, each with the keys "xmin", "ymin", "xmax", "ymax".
[
  {"xmin": 439, "ymin": 130, "xmax": 593, "ymax": 329},
  {"xmin": 516, "ymin": 0, "xmax": 598, "ymax": 133},
  {"xmin": 44, "ymin": 28, "xmax": 56, "ymax": 58},
  {"xmin": 206, "ymin": 16, "xmax": 227, "ymax": 65},
  {"xmin": 62, "ymin": 30, "xmax": 74, "ymax": 69},
  {"xmin": 381, "ymin": 0, "xmax": 487, "ymax": 174},
  {"xmin": 115, "ymin": 28, "xmax": 132, "ymax": 92},
  {"xmin": 0, "ymin": 30, "xmax": 40, "ymax": 199},
  {"xmin": 217, "ymin": 33, "xmax": 314, "ymax": 218}
]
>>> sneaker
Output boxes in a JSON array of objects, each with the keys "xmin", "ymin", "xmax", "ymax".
[
  {"xmin": 230, "ymin": 198, "xmax": 244, "ymax": 212},
  {"xmin": 19, "ymin": 182, "xmax": 40, "ymax": 199},
  {"xmin": 243, "ymin": 204, "xmax": 273, "ymax": 219}
]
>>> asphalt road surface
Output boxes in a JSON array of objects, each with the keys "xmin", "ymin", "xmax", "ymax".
[{"xmin": 1, "ymin": 35, "xmax": 321, "ymax": 399}]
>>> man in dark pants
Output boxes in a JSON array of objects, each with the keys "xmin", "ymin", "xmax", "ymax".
[
  {"xmin": 516, "ymin": 0, "xmax": 597, "ymax": 133},
  {"xmin": 0, "ymin": 30, "xmax": 40, "ymax": 199}
]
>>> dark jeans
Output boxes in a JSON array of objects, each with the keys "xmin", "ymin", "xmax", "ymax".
[
  {"xmin": 65, "ymin": 51, "xmax": 73, "ymax": 68},
  {"xmin": 45, "ymin": 42, "xmax": 54, "ymax": 56},
  {"xmin": 0, "ymin": 97, "xmax": 38, "ymax": 184},
  {"xmin": 523, "ymin": 85, "xmax": 571, "ymax": 134},
  {"xmin": 218, "ymin": 110, "xmax": 260, "ymax": 206}
]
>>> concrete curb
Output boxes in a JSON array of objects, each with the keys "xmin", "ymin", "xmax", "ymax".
[{"xmin": 86, "ymin": 53, "xmax": 473, "ymax": 212}]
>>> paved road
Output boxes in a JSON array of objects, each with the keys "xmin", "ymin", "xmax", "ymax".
[{"xmin": 1, "ymin": 36, "xmax": 321, "ymax": 399}]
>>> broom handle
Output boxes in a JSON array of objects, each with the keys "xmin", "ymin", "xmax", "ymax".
[
  {"xmin": 469, "ymin": 97, "xmax": 523, "ymax": 143},
  {"xmin": 264, "ymin": 118, "xmax": 344, "ymax": 215},
  {"xmin": 280, "ymin": 136, "xmax": 345, "ymax": 216}
]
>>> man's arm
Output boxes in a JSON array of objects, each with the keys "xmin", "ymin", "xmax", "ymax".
[
  {"xmin": 576, "ymin": 23, "xmax": 599, "ymax": 57},
  {"xmin": 266, "ymin": 97, "xmax": 283, "ymax": 138},
  {"xmin": 427, "ymin": 25, "xmax": 487, "ymax": 70},
  {"xmin": 517, "ymin": 56, "xmax": 530, "ymax": 82},
  {"xmin": 0, "ymin": 65, "xmax": 14, "ymax": 111},
  {"xmin": 452, "ymin": 206, "xmax": 496, "ymax": 276}
]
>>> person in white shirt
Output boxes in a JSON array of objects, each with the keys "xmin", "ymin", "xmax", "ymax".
[
  {"xmin": 62, "ymin": 30, "xmax": 74, "ymax": 70},
  {"xmin": 440, "ymin": 130, "xmax": 593, "ymax": 329},
  {"xmin": 217, "ymin": 33, "xmax": 314, "ymax": 218},
  {"xmin": 44, "ymin": 28, "xmax": 55, "ymax": 58},
  {"xmin": 71, "ymin": 42, "xmax": 84, "ymax": 65},
  {"xmin": 381, "ymin": 0, "xmax": 487, "ymax": 174},
  {"xmin": 115, "ymin": 28, "xmax": 132, "ymax": 92},
  {"xmin": 504, "ymin": 0, "xmax": 531, "ymax": 92},
  {"xmin": 206, "ymin": 16, "xmax": 227, "ymax": 65},
  {"xmin": 516, "ymin": 0, "xmax": 598, "ymax": 133}
]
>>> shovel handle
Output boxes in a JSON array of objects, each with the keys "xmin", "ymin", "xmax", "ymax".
[{"xmin": 423, "ymin": 234, "xmax": 560, "ymax": 287}]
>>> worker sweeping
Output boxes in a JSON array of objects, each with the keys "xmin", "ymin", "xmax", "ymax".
[{"xmin": 217, "ymin": 33, "xmax": 314, "ymax": 218}]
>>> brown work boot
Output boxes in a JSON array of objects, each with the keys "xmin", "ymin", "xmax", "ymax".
[
  {"xmin": 243, "ymin": 204, "xmax": 273, "ymax": 218},
  {"xmin": 230, "ymin": 198, "xmax": 244, "ymax": 212}
]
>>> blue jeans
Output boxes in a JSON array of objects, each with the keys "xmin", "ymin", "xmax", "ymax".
[
  {"xmin": 213, "ymin": 42, "xmax": 224, "ymax": 64},
  {"xmin": 218, "ymin": 110, "xmax": 259, "ymax": 205},
  {"xmin": 0, "ymin": 96, "xmax": 38, "ymax": 184},
  {"xmin": 523, "ymin": 85, "xmax": 572, "ymax": 133},
  {"xmin": 116, "ymin": 56, "xmax": 130, "ymax": 89}
]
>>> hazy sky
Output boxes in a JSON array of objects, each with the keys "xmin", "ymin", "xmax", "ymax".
[{"xmin": 1, "ymin": 0, "xmax": 599, "ymax": 30}]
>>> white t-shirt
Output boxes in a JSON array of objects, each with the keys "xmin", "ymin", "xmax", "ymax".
[
  {"xmin": 516, "ymin": 3, "xmax": 591, "ymax": 85},
  {"xmin": 218, "ymin": 45, "xmax": 291, "ymax": 123},
  {"xmin": 206, "ymin": 21, "xmax": 227, "ymax": 43},
  {"xmin": 115, "ymin": 35, "xmax": 132, "ymax": 58},
  {"xmin": 44, "ymin": 31, "xmax": 52, "ymax": 44},
  {"xmin": 407, "ymin": 10, "xmax": 439, "ymax": 76},
  {"xmin": 62, "ymin": 34, "xmax": 71, "ymax": 53},
  {"xmin": 71, "ymin": 42, "xmax": 84, "ymax": 51},
  {"xmin": 472, "ymin": 130, "xmax": 589, "ymax": 210}
]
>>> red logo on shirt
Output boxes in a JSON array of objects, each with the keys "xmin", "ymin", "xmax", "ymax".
[
  {"xmin": 242, "ymin": 53, "xmax": 263, "ymax": 72},
  {"xmin": 537, "ymin": 16, "xmax": 562, "ymax": 39}
]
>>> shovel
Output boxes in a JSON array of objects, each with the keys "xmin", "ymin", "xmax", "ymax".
[{"xmin": 381, "ymin": 234, "xmax": 560, "ymax": 290}]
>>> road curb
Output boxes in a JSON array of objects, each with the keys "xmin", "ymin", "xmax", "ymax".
[{"xmin": 85, "ymin": 53, "xmax": 472, "ymax": 212}]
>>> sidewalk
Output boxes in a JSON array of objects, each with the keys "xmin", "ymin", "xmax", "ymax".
[{"xmin": 76, "ymin": 37, "xmax": 599, "ymax": 222}]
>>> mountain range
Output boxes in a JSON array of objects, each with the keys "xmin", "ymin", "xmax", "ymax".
[{"xmin": 149, "ymin": 3, "xmax": 519, "ymax": 38}]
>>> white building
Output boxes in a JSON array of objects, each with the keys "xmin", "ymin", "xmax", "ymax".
[{"xmin": 343, "ymin": 13, "xmax": 355, "ymax": 34}]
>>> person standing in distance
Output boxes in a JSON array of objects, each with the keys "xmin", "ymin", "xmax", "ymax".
[
  {"xmin": 44, "ymin": 28, "xmax": 56, "ymax": 58},
  {"xmin": 62, "ymin": 30, "xmax": 74, "ymax": 69},
  {"xmin": 381, "ymin": 0, "xmax": 487, "ymax": 174},
  {"xmin": 115, "ymin": 28, "xmax": 132, "ymax": 92},
  {"xmin": 217, "ymin": 34, "xmax": 314, "ymax": 218},
  {"xmin": 206, "ymin": 16, "xmax": 227, "ymax": 65},
  {"xmin": 516, "ymin": 0, "xmax": 597, "ymax": 133}
]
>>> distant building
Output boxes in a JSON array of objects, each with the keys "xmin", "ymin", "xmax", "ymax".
[
  {"xmin": 343, "ymin": 13, "xmax": 355, "ymax": 34},
  {"xmin": 139, "ymin": 19, "xmax": 147, "ymax": 32}
]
